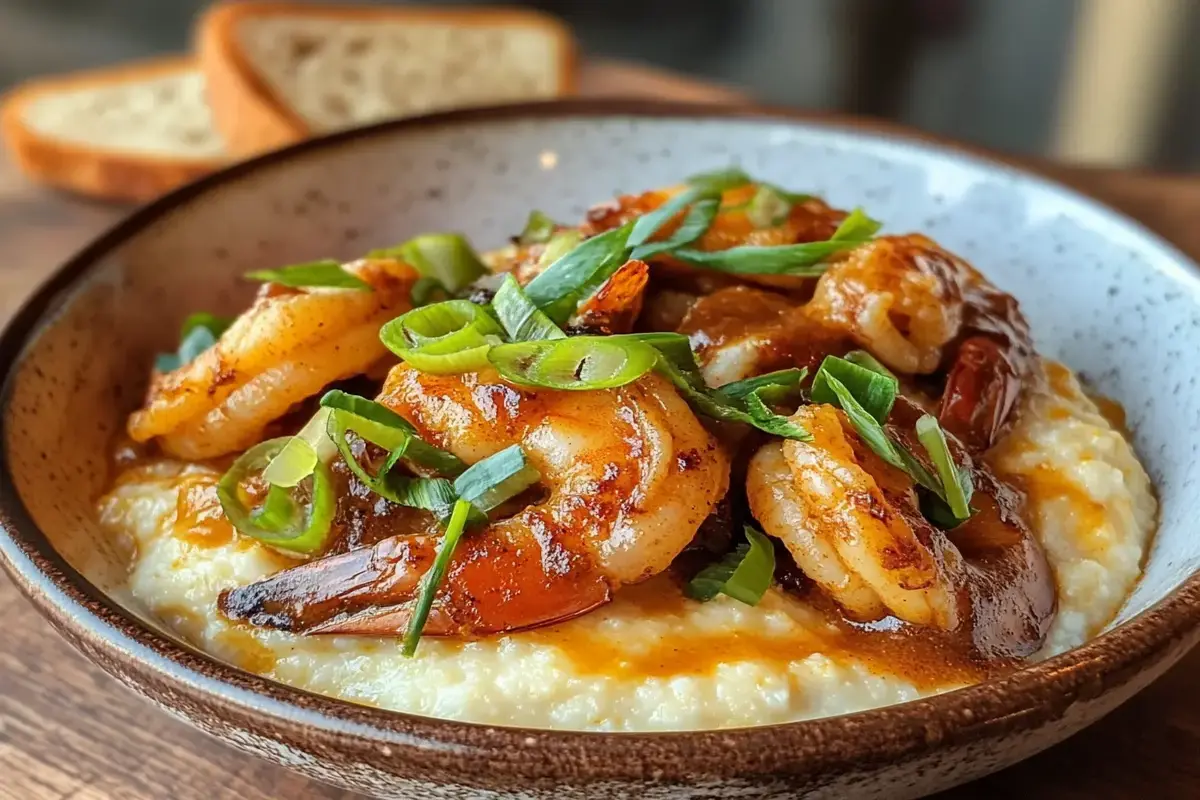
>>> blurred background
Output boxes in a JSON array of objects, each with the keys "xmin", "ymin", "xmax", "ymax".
[{"xmin": 0, "ymin": 0, "xmax": 1196, "ymax": 170}]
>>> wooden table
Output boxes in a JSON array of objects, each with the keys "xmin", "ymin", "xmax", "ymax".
[{"xmin": 2, "ymin": 62, "xmax": 1199, "ymax": 800}]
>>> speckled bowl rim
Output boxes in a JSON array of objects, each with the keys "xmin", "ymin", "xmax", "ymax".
[{"xmin": 2, "ymin": 99, "xmax": 1199, "ymax": 785}]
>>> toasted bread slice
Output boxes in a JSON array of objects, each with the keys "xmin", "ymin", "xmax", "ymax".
[
  {"xmin": 1, "ymin": 57, "xmax": 228, "ymax": 202},
  {"xmin": 198, "ymin": 2, "xmax": 577, "ymax": 155}
]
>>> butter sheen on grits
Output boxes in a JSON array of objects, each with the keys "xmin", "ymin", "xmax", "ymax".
[{"xmin": 98, "ymin": 360, "xmax": 1155, "ymax": 731}]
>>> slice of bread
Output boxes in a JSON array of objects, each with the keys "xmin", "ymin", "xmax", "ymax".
[
  {"xmin": 1, "ymin": 57, "xmax": 228, "ymax": 202},
  {"xmin": 198, "ymin": 2, "xmax": 577, "ymax": 155}
]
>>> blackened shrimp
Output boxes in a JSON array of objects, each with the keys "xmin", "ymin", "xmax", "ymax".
[
  {"xmin": 747, "ymin": 401, "xmax": 1056, "ymax": 659},
  {"xmin": 219, "ymin": 366, "xmax": 730, "ymax": 637},
  {"xmin": 127, "ymin": 258, "xmax": 417, "ymax": 460}
]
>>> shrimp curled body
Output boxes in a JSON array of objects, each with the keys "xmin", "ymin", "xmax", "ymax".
[
  {"xmin": 219, "ymin": 366, "xmax": 730, "ymax": 637},
  {"xmin": 127, "ymin": 259, "xmax": 417, "ymax": 460},
  {"xmin": 747, "ymin": 402, "xmax": 1055, "ymax": 660}
]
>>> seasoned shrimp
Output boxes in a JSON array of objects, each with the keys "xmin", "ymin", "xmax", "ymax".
[
  {"xmin": 808, "ymin": 234, "xmax": 1034, "ymax": 450},
  {"xmin": 747, "ymin": 401, "xmax": 1055, "ymax": 659},
  {"xmin": 127, "ymin": 258, "xmax": 417, "ymax": 461},
  {"xmin": 219, "ymin": 366, "xmax": 730, "ymax": 637}
]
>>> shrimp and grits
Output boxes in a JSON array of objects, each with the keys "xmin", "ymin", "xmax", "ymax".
[{"xmin": 98, "ymin": 170, "xmax": 1156, "ymax": 731}]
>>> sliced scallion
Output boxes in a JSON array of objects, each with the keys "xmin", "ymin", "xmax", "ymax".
[
  {"xmin": 154, "ymin": 312, "xmax": 231, "ymax": 373},
  {"xmin": 810, "ymin": 355, "xmax": 898, "ymax": 424},
  {"xmin": 217, "ymin": 437, "xmax": 336, "ymax": 555},
  {"xmin": 402, "ymin": 497, "xmax": 472, "ymax": 656},
  {"xmin": 745, "ymin": 185, "xmax": 793, "ymax": 228},
  {"xmin": 380, "ymin": 299, "xmax": 505, "ymax": 374},
  {"xmin": 686, "ymin": 525, "xmax": 776, "ymax": 605},
  {"xmin": 371, "ymin": 233, "xmax": 487, "ymax": 294},
  {"xmin": 245, "ymin": 260, "xmax": 372, "ymax": 291},
  {"xmin": 536, "ymin": 229, "xmax": 584, "ymax": 269},
  {"xmin": 669, "ymin": 207, "xmax": 881, "ymax": 276},
  {"xmin": 488, "ymin": 336, "xmax": 659, "ymax": 391},
  {"xmin": 630, "ymin": 198, "xmax": 721, "ymax": 260},
  {"xmin": 453, "ymin": 444, "xmax": 540, "ymax": 516},
  {"xmin": 518, "ymin": 210, "xmax": 559, "ymax": 245},
  {"xmin": 523, "ymin": 221, "xmax": 636, "ymax": 323},
  {"xmin": 684, "ymin": 167, "xmax": 754, "ymax": 194},
  {"xmin": 843, "ymin": 349, "xmax": 896, "ymax": 380},
  {"xmin": 261, "ymin": 407, "xmax": 337, "ymax": 488},
  {"xmin": 491, "ymin": 274, "xmax": 566, "ymax": 342},
  {"xmin": 320, "ymin": 390, "xmax": 465, "ymax": 477},
  {"xmin": 410, "ymin": 276, "xmax": 450, "ymax": 307},
  {"xmin": 915, "ymin": 414, "xmax": 974, "ymax": 522}
]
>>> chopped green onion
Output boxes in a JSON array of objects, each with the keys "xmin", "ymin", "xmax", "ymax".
[
  {"xmin": 745, "ymin": 185, "xmax": 793, "ymax": 228},
  {"xmin": 217, "ymin": 438, "xmax": 336, "ymax": 555},
  {"xmin": 843, "ymin": 349, "xmax": 896, "ymax": 380},
  {"xmin": 261, "ymin": 408, "xmax": 337, "ymax": 487},
  {"xmin": 523, "ymin": 221, "xmax": 636, "ymax": 323},
  {"xmin": 380, "ymin": 299, "xmax": 505, "ymax": 374},
  {"xmin": 684, "ymin": 167, "xmax": 754, "ymax": 194},
  {"xmin": 630, "ymin": 198, "xmax": 720, "ymax": 260},
  {"xmin": 716, "ymin": 368, "xmax": 807, "ymax": 403},
  {"xmin": 686, "ymin": 525, "xmax": 776, "ymax": 605},
  {"xmin": 245, "ymin": 259, "xmax": 372, "ymax": 291},
  {"xmin": 491, "ymin": 274, "xmax": 566, "ymax": 342},
  {"xmin": 320, "ymin": 390, "xmax": 465, "ymax": 477},
  {"xmin": 518, "ymin": 210, "xmax": 559, "ymax": 245},
  {"xmin": 669, "ymin": 207, "xmax": 881, "ymax": 276},
  {"xmin": 915, "ymin": 414, "xmax": 974, "ymax": 522},
  {"xmin": 403, "ymin": 497, "xmax": 472, "ymax": 656},
  {"xmin": 815, "ymin": 371, "xmax": 942, "ymax": 496},
  {"xmin": 536, "ymin": 229, "xmax": 584, "ymax": 268},
  {"xmin": 410, "ymin": 276, "xmax": 450, "ymax": 307},
  {"xmin": 810, "ymin": 355, "xmax": 898, "ymax": 424},
  {"xmin": 154, "ymin": 312, "xmax": 231, "ymax": 373},
  {"xmin": 371, "ymin": 233, "xmax": 487, "ymax": 294},
  {"xmin": 488, "ymin": 336, "xmax": 659, "ymax": 391},
  {"xmin": 453, "ymin": 444, "xmax": 540, "ymax": 516}
]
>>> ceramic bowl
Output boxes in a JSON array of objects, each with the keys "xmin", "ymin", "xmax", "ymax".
[{"xmin": 2, "ymin": 101, "xmax": 1199, "ymax": 799}]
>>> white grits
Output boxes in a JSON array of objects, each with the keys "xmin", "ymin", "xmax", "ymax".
[{"xmin": 98, "ymin": 360, "xmax": 1155, "ymax": 731}]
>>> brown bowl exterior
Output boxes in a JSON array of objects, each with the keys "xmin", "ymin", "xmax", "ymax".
[{"xmin": 1, "ymin": 100, "xmax": 1199, "ymax": 799}]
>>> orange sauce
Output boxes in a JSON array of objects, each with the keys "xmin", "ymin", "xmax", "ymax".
[
  {"xmin": 1092, "ymin": 395, "xmax": 1129, "ymax": 434},
  {"xmin": 528, "ymin": 579, "xmax": 995, "ymax": 690},
  {"xmin": 174, "ymin": 475, "xmax": 236, "ymax": 549},
  {"xmin": 213, "ymin": 627, "xmax": 278, "ymax": 673}
]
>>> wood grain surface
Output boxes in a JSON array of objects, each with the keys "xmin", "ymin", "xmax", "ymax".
[{"xmin": 1, "ymin": 61, "xmax": 1199, "ymax": 799}]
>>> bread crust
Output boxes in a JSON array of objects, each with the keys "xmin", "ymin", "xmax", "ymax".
[
  {"xmin": 0, "ymin": 56, "xmax": 227, "ymax": 203},
  {"xmin": 196, "ymin": 1, "xmax": 579, "ymax": 156}
]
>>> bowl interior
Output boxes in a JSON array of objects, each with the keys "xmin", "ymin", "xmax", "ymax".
[{"xmin": 4, "ymin": 108, "xmax": 1199, "ymax": 654}]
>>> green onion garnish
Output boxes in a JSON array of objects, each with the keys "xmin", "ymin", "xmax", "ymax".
[
  {"xmin": 810, "ymin": 354, "xmax": 898, "ymax": 424},
  {"xmin": 684, "ymin": 167, "xmax": 755, "ymax": 194},
  {"xmin": 669, "ymin": 207, "xmax": 881, "ymax": 276},
  {"xmin": 217, "ymin": 437, "xmax": 337, "ymax": 555},
  {"xmin": 244, "ymin": 259, "xmax": 373, "ymax": 291},
  {"xmin": 491, "ymin": 274, "xmax": 566, "ymax": 342},
  {"xmin": 453, "ymin": 444, "xmax": 540, "ymax": 516},
  {"xmin": 380, "ymin": 299, "xmax": 505, "ymax": 374},
  {"xmin": 261, "ymin": 407, "xmax": 337, "ymax": 487},
  {"xmin": 154, "ymin": 312, "xmax": 232, "ymax": 372},
  {"xmin": 517, "ymin": 210, "xmax": 559, "ymax": 246},
  {"xmin": 536, "ymin": 229, "xmax": 584, "ymax": 269},
  {"xmin": 370, "ymin": 233, "xmax": 487, "ymax": 294},
  {"xmin": 523, "ymin": 221, "xmax": 636, "ymax": 323},
  {"xmin": 488, "ymin": 336, "xmax": 659, "ymax": 391},
  {"xmin": 686, "ymin": 524, "xmax": 776, "ymax": 605},
  {"xmin": 321, "ymin": 391, "xmax": 465, "ymax": 479},
  {"xmin": 843, "ymin": 349, "xmax": 896, "ymax": 380},
  {"xmin": 403, "ymin": 497, "xmax": 471, "ymax": 656},
  {"xmin": 745, "ymin": 185, "xmax": 793, "ymax": 228},
  {"xmin": 630, "ymin": 197, "xmax": 721, "ymax": 260},
  {"xmin": 915, "ymin": 414, "xmax": 974, "ymax": 522}
]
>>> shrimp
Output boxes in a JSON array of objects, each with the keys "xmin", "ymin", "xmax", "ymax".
[
  {"xmin": 127, "ymin": 258, "xmax": 417, "ymax": 461},
  {"xmin": 679, "ymin": 285, "xmax": 852, "ymax": 387},
  {"xmin": 747, "ymin": 400, "xmax": 1055, "ymax": 659},
  {"xmin": 218, "ymin": 366, "xmax": 730, "ymax": 637},
  {"xmin": 807, "ymin": 234, "xmax": 1034, "ymax": 450}
]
